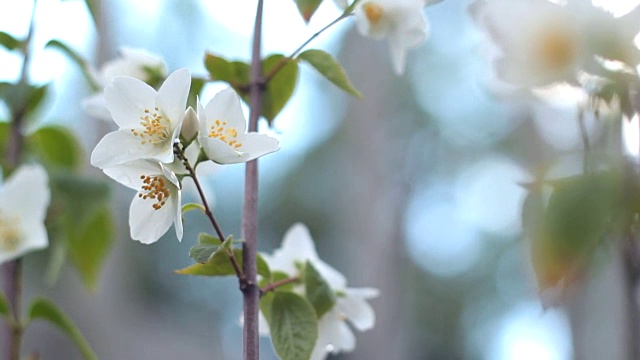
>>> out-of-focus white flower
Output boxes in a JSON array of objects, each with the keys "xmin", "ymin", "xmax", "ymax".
[
  {"xmin": 261, "ymin": 223, "xmax": 379, "ymax": 360},
  {"xmin": 354, "ymin": 0, "xmax": 431, "ymax": 74},
  {"xmin": 0, "ymin": 164, "xmax": 50, "ymax": 264},
  {"xmin": 91, "ymin": 68, "xmax": 191, "ymax": 169},
  {"xmin": 84, "ymin": 47, "xmax": 168, "ymax": 122},
  {"xmin": 472, "ymin": 0, "xmax": 640, "ymax": 87},
  {"xmin": 197, "ymin": 88, "xmax": 280, "ymax": 164},
  {"xmin": 103, "ymin": 160, "xmax": 182, "ymax": 244}
]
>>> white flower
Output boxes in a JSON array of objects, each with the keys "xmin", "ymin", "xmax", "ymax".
[
  {"xmin": 472, "ymin": 0, "xmax": 640, "ymax": 89},
  {"xmin": 355, "ymin": 0, "xmax": 430, "ymax": 75},
  {"xmin": 83, "ymin": 47, "xmax": 168, "ymax": 122},
  {"xmin": 91, "ymin": 68, "xmax": 191, "ymax": 169},
  {"xmin": 262, "ymin": 223, "xmax": 378, "ymax": 360},
  {"xmin": 0, "ymin": 164, "xmax": 50, "ymax": 264},
  {"xmin": 473, "ymin": 0, "xmax": 584, "ymax": 86},
  {"xmin": 197, "ymin": 88, "xmax": 280, "ymax": 164},
  {"xmin": 103, "ymin": 160, "xmax": 183, "ymax": 244}
]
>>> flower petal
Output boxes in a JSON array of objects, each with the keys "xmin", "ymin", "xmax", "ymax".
[
  {"xmin": 310, "ymin": 309, "xmax": 356, "ymax": 360},
  {"xmin": 338, "ymin": 288, "xmax": 379, "ymax": 331},
  {"xmin": 102, "ymin": 159, "xmax": 164, "ymax": 190},
  {"xmin": 199, "ymin": 135, "xmax": 251, "ymax": 164},
  {"xmin": 129, "ymin": 194, "xmax": 176, "ymax": 244},
  {"xmin": 156, "ymin": 68, "xmax": 191, "ymax": 130},
  {"xmin": 236, "ymin": 133, "xmax": 280, "ymax": 161},
  {"xmin": 0, "ymin": 164, "xmax": 50, "ymax": 221},
  {"xmin": 105, "ymin": 76, "xmax": 156, "ymax": 128},
  {"xmin": 91, "ymin": 130, "xmax": 173, "ymax": 169},
  {"xmin": 204, "ymin": 87, "xmax": 247, "ymax": 131}
]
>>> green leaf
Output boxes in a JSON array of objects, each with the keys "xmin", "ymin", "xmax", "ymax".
[
  {"xmin": 295, "ymin": 0, "xmax": 323, "ymax": 22},
  {"xmin": 27, "ymin": 125, "xmax": 82, "ymax": 171},
  {"xmin": 0, "ymin": 122, "xmax": 10, "ymax": 172},
  {"xmin": 0, "ymin": 31, "xmax": 20, "ymax": 51},
  {"xmin": 182, "ymin": 202, "xmax": 205, "ymax": 215},
  {"xmin": 262, "ymin": 54, "xmax": 299, "ymax": 124},
  {"xmin": 46, "ymin": 40, "xmax": 100, "ymax": 91},
  {"xmin": 268, "ymin": 292, "xmax": 318, "ymax": 360},
  {"xmin": 188, "ymin": 77, "xmax": 206, "ymax": 109},
  {"xmin": 260, "ymin": 291, "xmax": 275, "ymax": 324},
  {"xmin": 28, "ymin": 298, "xmax": 98, "ymax": 360},
  {"xmin": 298, "ymin": 49, "xmax": 362, "ymax": 98},
  {"xmin": 50, "ymin": 173, "xmax": 111, "ymax": 225},
  {"xmin": 189, "ymin": 235, "xmax": 228, "ymax": 264},
  {"xmin": 0, "ymin": 291, "xmax": 11, "ymax": 320},
  {"xmin": 529, "ymin": 171, "xmax": 624, "ymax": 289},
  {"xmin": 176, "ymin": 249, "xmax": 271, "ymax": 278},
  {"xmin": 197, "ymin": 232, "xmax": 222, "ymax": 245},
  {"xmin": 304, "ymin": 261, "xmax": 336, "ymax": 318},
  {"xmin": 67, "ymin": 206, "xmax": 114, "ymax": 291},
  {"xmin": 0, "ymin": 82, "xmax": 50, "ymax": 122},
  {"xmin": 204, "ymin": 53, "xmax": 250, "ymax": 90}
]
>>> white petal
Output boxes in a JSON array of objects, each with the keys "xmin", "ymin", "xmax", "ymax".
[
  {"xmin": 338, "ymin": 288, "xmax": 379, "ymax": 331},
  {"xmin": 156, "ymin": 68, "xmax": 191, "ymax": 131},
  {"xmin": 0, "ymin": 164, "xmax": 50, "ymax": 221},
  {"xmin": 236, "ymin": 133, "xmax": 280, "ymax": 161},
  {"xmin": 269, "ymin": 223, "xmax": 348, "ymax": 289},
  {"xmin": 82, "ymin": 94, "xmax": 112, "ymax": 122},
  {"xmin": 0, "ymin": 164, "xmax": 50, "ymax": 264},
  {"xmin": 205, "ymin": 87, "xmax": 247, "ymax": 131},
  {"xmin": 310, "ymin": 309, "xmax": 356, "ymax": 360},
  {"xmin": 172, "ymin": 187, "xmax": 183, "ymax": 241},
  {"xmin": 129, "ymin": 194, "xmax": 176, "ymax": 244},
  {"xmin": 102, "ymin": 159, "xmax": 164, "ymax": 190},
  {"xmin": 91, "ymin": 130, "xmax": 172, "ymax": 169},
  {"xmin": 198, "ymin": 135, "xmax": 250, "ymax": 164},
  {"xmin": 105, "ymin": 76, "xmax": 156, "ymax": 128},
  {"xmin": 181, "ymin": 107, "xmax": 199, "ymax": 141}
]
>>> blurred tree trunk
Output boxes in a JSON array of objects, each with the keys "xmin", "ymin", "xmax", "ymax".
[
  {"xmin": 566, "ymin": 240, "xmax": 636, "ymax": 360},
  {"xmin": 336, "ymin": 30, "xmax": 415, "ymax": 360}
]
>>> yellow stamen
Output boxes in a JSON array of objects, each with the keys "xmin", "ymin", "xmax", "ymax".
[
  {"xmin": 0, "ymin": 214, "xmax": 21, "ymax": 251},
  {"xmin": 363, "ymin": 2, "xmax": 383, "ymax": 24},
  {"xmin": 130, "ymin": 107, "xmax": 170, "ymax": 145},
  {"xmin": 208, "ymin": 119, "xmax": 243, "ymax": 149},
  {"xmin": 138, "ymin": 175, "xmax": 171, "ymax": 210}
]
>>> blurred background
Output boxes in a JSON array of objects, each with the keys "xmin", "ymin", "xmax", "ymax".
[{"xmin": 1, "ymin": 0, "xmax": 637, "ymax": 359}]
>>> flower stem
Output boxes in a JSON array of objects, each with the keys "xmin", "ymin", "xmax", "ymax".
[
  {"xmin": 262, "ymin": 12, "xmax": 352, "ymax": 84},
  {"xmin": 260, "ymin": 277, "xmax": 300, "ymax": 296},
  {"xmin": 173, "ymin": 144, "xmax": 245, "ymax": 281},
  {"xmin": 243, "ymin": 1, "xmax": 264, "ymax": 359},
  {"xmin": 3, "ymin": 1, "xmax": 37, "ymax": 358}
]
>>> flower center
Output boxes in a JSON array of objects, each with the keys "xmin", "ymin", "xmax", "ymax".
[
  {"xmin": 534, "ymin": 26, "xmax": 576, "ymax": 72},
  {"xmin": 138, "ymin": 175, "xmax": 171, "ymax": 210},
  {"xmin": 363, "ymin": 2, "xmax": 383, "ymax": 24},
  {"xmin": 0, "ymin": 214, "xmax": 21, "ymax": 252},
  {"xmin": 131, "ymin": 107, "xmax": 170, "ymax": 145},
  {"xmin": 208, "ymin": 119, "xmax": 243, "ymax": 149}
]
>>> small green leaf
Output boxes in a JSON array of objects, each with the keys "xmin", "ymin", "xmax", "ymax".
[
  {"xmin": 269, "ymin": 292, "xmax": 318, "ymax": 360},
  {"xmin": 188, "ymin": 77, "xmax": 206, "ymax": 109},
  {"xmin": 189, "ymin": 235, "xmax": 228, "ymax": 264},
  {"xmin": 295, "ymin": 0, "xmax": 323, "ymax": 22},
  {"xmin": 177, "ymin": 248, "xmax": 271, "ymax": 278},
  {"xmin": 182, "ymin": 203, "xmax": 205, "ymax": 215},
  {"xmin": 204, "ymin": 53, "xmax": 250, "ymax": 90},
  {"xmin": 67, "ymin": 206, "xmax": 114, "ymax": 291},
  {"xmin": 0, "ymin": 82, "xmax": 50, "ymax": 122},
  {"xmin": 299, "ymin": 49, "xmax": 362, "ymax": 97},
  {"xmin": 46, "ymin": 40, "xmax": 100, "ymax": 91},
  {"xmin": 304, "ymin": 261, "xmax": 336, "ymax": 318},
  {"xmin": 0, "ymin": 31, "xmax": 20, "ymax": 51},
  {"xmin": 262, "ymin": 54, "xmax": 299, "ymax": 124},
  {"xmin": 27, "ymin": 125, "xmax": 82, "ymax": 171},
  {"xmin": 0, "ymin": 291, "xmax": 11, "ymax": 320},
  {"xmin": 197, "ymin": 232, "xmax": 221, "ymax": 245},
  {"xmin": 28, "ymin": 298, "xmax": 98, "ymax": 360}
]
